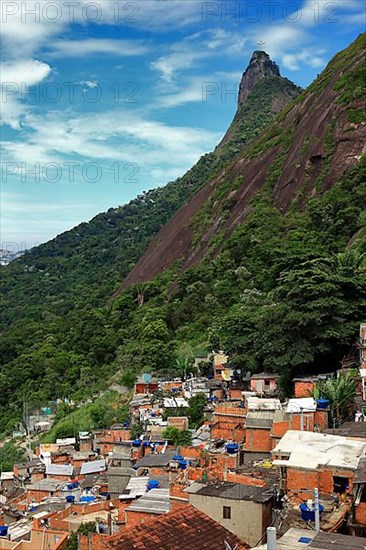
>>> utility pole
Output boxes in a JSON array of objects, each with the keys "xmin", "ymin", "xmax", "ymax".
[
  {"xmin": 314, "ymin": 487, "xmax": 320, "ymax": 532},
  {"xmin": 267, "ymin": 527, "xmax": 277, "ymax": 550}
]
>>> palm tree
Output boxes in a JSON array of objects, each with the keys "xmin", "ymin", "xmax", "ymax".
[{"xmin": 316, "ymin": 371, "xmax": 357, "ymax": 426}]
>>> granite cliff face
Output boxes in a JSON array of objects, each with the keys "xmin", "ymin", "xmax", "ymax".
[
  {"xmin": 238, "ymin": 50, "xmax": 281, "ymax": 106},
  {"xmin": 119, "ymin": 34, "xmax": 366, "ymax": 291}
]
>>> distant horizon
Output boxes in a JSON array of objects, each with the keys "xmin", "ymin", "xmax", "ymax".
[{"xmin": 1, "ymin": 1, "xmax": 364, "ymax": 246}]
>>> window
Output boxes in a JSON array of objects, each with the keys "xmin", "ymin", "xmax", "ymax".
[
  {"xmin": 333, "ymin": 476, "xmax": 349, "ymax": 494},
  {"xmin": 223, "ymin": 506, "xmax": 231, "ymax": 519},
  {"xmin": 264, "ymin": 380, "xmax": 270, "ymax": 387}
]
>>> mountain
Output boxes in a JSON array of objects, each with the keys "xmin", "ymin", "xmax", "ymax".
[
  {"xmin": 238, "ymin": 50, "xmax": 281, "ymax": 105},
  {"xmin": 0, "ymin": 35, "xmax": 365, "ymax": 436},
  {"xmin": 1, "ymin": 50, "xmax": 300, "ymax": 327},
  {"xmin": 119, "ymin": 34, "xmax": 366, "ymax": 291}
]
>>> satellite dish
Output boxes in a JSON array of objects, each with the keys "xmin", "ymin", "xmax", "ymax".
[
  {"xmin": 222, "ymin": 369, "xmax": 232, "ymax": 381},
  {"xmin": 142, "ymin": 373, "xmax": 151, "ymax": 384},
  {"xmin": 245, "ymin": 371, "xmax": 252, "ymax": 381}
]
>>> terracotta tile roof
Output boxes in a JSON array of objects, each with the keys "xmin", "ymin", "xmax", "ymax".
[{"xmin": 104, "ymin": 504, "xmax": 249, "ymax": 549}]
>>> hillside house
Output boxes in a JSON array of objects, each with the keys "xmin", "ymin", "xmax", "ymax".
[
  {"xmin": 45, "ymin": 464, "xmax": 73, "ymax": 481},
  {"xmin": 134, "ymin": 377, "xmax": 159, "ymax": 395},
  {"xmin": 79, "ymin": 505, "xmax": 249, "ymax": 550},
  {"xmin": 272, "ymin": 430, "xmax": 366, "ymax": 499},
  {"xmin": 250, "ymin": 373, "xmax": 279, "ymax": 396},
  {"xmin": 185, "ymin": 481, "xmax": 272, "ymax": 547},
  {"xmin": 13, "ymin": 460, "xmax": 45, "ymax": 484},
  {"xmin": 124, "ymin": 488, "xmax": 170, "ymax": 528},
  {"xmin": 211, "ymin": 401, "xmax": 246, "ymax": 443}
]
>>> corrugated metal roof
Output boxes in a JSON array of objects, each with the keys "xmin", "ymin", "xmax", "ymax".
[
  {"xmin": 126, "ymin": 488, "xmax": 170, "ymax": 514},
  {"xmin": 28, "ymin": 479, "xmax": 62, "ymax": 492},
  {"xmin": 186, "ymin": 481, "xmax": 272, "ymax": 503},
  {"xmin": 135, "ymin": 451, "xmax": 177, "ymax": 468},
  {"xmin": 119, "ymin": 476, "xmax": 149, "ymax": 500},
  {"xmin": 46, "ymin": 463, "xmax": 74, "ymax": 476},
  {"xmin": 80, "ymin": 459, "xmax": 106, "ymax": 475}
]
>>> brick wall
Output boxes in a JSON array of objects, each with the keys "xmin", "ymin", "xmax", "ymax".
[
  {"xmin": 211, "ymin": 423, "xmax": 245, "ymax": 443},
  {"xmin": 355, "ymin": 502, "xmax": 366, "ymax": 525},
  {"xmin": 314, "ymin": 410, "xmax": 329, "ymax": 429},
  {"xmin": 79, "ymin": 533, "xmax": 105, "ymax": 550},
  {"xmin": 286, "ymin": 467, "xmax": 355, "ymax": 498},
  {"xmin": 245, "ymin": 428, "xmax": 272, "ymax": 452},
  {"xmin": 226, "ymin": 473, "xmax": 266, "ymax": 487},
  {"xmin": 294, "ymin": 381, "xmax": 315, "ymax": 398},
  {"xmin": 118, "ymin": 500, "xmax": 130, "ymax": 522},
  {"xmin": 179, "ymin": 446, "xmax": 201, "ymax": 459}
]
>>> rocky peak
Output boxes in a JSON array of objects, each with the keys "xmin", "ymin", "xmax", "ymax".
[{"xmin": 238, "ymin": 50, "xmax": 281, "ymax": 106}]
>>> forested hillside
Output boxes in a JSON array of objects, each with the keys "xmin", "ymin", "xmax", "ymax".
[{"xmin": 0, "ymin": 36, "xmax": 365, "ymax": 435}]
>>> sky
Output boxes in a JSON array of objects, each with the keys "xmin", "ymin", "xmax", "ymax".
[{"xmin": 1, "ymin": 0, "xmax": 365, "ymax": 249}]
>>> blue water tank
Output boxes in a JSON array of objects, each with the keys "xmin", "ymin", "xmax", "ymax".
[
  {"xmin": 80, "ymin": 495, "xmax": 95, "ymax": 503},
  {"xmin": 226, "ymin": 443, "xmax": 239, "ymax": 454},
  {"xmin": 67, "ymin": 483, "xmax": 74, "ymax": 491},
  {"xmin": 173, "ymin": 455, "xmax": 184, "ymax": 461},
  {"xmin": 299, "ymin": 503, "xmax": 324, "ymax": 522},
  {"xmin": 179, "ymin": 459, "xmax": 187, "ymax": 470},
  {"xmin": 66, "ymin": 495, "xmax": 75, "ymax": 503},
  {"xmin": 142, "ymin": 441, "xmax": 150, "ymax": 447},
  {"xmin": 316, "ymin": 399, "xmax": 330, "ymax": 409},
  {"xmin": 147, "ymin": 480, "xmax": 160, "ymax": 490},
  {"xmin": 132, "ymin": 439, "xmax": 142, "ymax": 447},
  {"xmin": 0, "ymin": 526, "xmax": 8, "ymax": 537}
]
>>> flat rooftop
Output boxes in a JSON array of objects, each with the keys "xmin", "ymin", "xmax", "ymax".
[
  {"xmin": 272, "ymin": 430, "xmax": 366, "ymax": 471},
  {"xmin": 256, "ymin": 528, "xmax": 366, "ymax": 549}
]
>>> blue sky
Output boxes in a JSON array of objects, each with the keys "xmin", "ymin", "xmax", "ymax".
[{"xmin": 1, "ymin": 0, "xmax": 365, "ymax": 248}]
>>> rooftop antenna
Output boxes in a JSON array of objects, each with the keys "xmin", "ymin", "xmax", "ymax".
[{"xmin": 257, "ymin": 40, "xmax": 266, "ymax": 50}]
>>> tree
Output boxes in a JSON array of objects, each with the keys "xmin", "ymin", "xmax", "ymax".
[
  {"xmin": 120, "ymin": 369, "xmax": 137, "ymax": 389},
  {"xmin": 0, "ymin": 443, "xmax": 24, "ymax": 473},
  {"xmin": 162, "ymin": 426, "xmax": 192, "ymax": 446},
  {"xmin": 188, "ymin": 393, "xmax": 207, "ymax": 428},
  {"xmin": 316, "ymin": 370, "xmax": 357, "ymax": 426}
]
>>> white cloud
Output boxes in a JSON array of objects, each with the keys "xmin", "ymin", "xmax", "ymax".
[
  {"xmin": 1, "ymin": 59, "xmax": 51, "ymax": 128},
  {"xmin": 151, "ymin": 29, "xmax": 249, "ymax": 82},
  {"xmin": 281, "ymin": 49, "xmax": 326, "ymax": 71},
  {"xmin": 49, "ymin": 39, "xmax": 148, "ymax": 58},
  {"xmin": 1, "ymin": 108, "xmax": 221, "ymax": 184}
]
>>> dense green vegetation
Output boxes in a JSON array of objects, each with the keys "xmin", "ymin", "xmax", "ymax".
[
  {"xmin": 162, "ymin": 426, "xmax": 192, "ymax": 446},
  {"xmin": 0, "ymin": 442, "xmax": 25, "ymax": 473},
  {"xmin": 315, "ymin": 371, "xmax": 357, "ymax": 425},
  {"xmin": 0, "ymin": 35, "xmax": 365, "ymax": 434},
  {"xmin": 40, "ymin": 392, "xmax": 130, "ymax": 443},
  {"xmin": 0, "ymin": 68, "xmax": 300, "ymax": 435}
]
